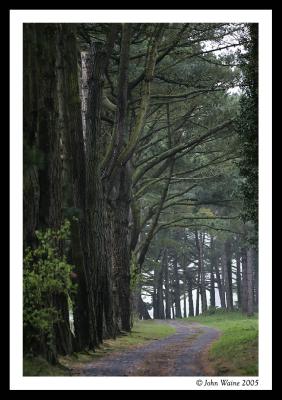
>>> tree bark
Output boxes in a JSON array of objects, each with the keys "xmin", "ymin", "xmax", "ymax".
[
  {"xmin": 183, "ymin": 267, "xmax": 187, "ymax": 318},
  {"xmin": 195, "ymin": 269, "xmax": 200, "ymax": 316},
  {"xmin": 172, "ymin": 252, "xmax": 182, "ymax": 318},
  {"xmin": 210, "ymin": 264, "xmax": 215, "ymax": 308},
  {"xmin": 222, "ymin": 241, "xmax": 233, "ymax": 310},
  {"xmin": 35, "ymin": 24, "xmax": 74, "ymax": 361},
  {"xmin": 164, "ymin": 248, "xmax": 171, "ymax": 319},
  {"xmin": 23, "ymin": 24, "xmax": 40, "ymax": 248},
  {"xmin": 84, "ymin": 41, "xmax": 116, "ymax": 344},
  {"xmin": 236, "ymin": 253, "xmax": 242, "ymax": 309},
  {"xmin": 215, "ymin": 258, "xmax": 226, "ymax": 309},
  {"xmin": 55, "ymin": 23, "xmax": 91, "ymax": 351},
  {"xmin": 247, "ymin": 247, "xmax": 254, "ymax": 316},
  {"xmin": 187, "ymin": 269, "xmax": 194, "ymax": 317},
  {"xmin": 241, "ymin": 247, "xmax": 248, "ymax": 314},
  {"xmin": 253, "ymin": 247, "xmax": 258, "ymax": 312},
  {"xmin": 195, "ymin": 231, "xmax": 207, "ymax": 313},
  {"xmin": 110, "ymin": 165, "xmax": 132, "ymax": 331},
  {"xmin": 209, "ymin": 237, "xmax": 216, "ymax": 308}
]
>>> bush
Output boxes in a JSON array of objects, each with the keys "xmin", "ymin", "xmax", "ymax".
[{"xmin": 23, "ymin": 220, "xmax": 75, "ymax": 356}]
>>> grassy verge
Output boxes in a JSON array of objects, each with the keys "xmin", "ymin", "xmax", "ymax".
[
  {"xmin": 183, "ymin": 311, "xmax": 258, "ymax": 376},
  {"xmin": 23, "ymin": 356, "xmax": 71, "ymax": 376},
  {"xmin": 23, "ymin": 320, "xmax": 175, "ymax": 376}
]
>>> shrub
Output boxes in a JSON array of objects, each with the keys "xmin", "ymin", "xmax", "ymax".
[{"xmin": 23, "ymin": 220, "xmax": 75, "ymax": 356}]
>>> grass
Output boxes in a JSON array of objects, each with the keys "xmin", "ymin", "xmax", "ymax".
[
  {"xmin": 182, "ymin": 311, "xmax": 258, "ymax": 376},
  {"xmin": 23, "ymin": 356, "xmax": 71, "ymax": 376},
  {"xmin": 23, "ymin": 320, "xmax": 175, "ymax": 376}
]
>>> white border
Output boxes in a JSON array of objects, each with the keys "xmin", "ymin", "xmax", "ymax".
[{"xmin": 10, "ymin": 9, "xmax": 272, "ymax": 390}]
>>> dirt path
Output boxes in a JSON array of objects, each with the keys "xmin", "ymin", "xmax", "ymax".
[{"xmin": 73, "ymin": 320, "xmax": 220, "ymax": 376}]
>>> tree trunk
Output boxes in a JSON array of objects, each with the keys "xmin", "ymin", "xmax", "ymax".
[
  {"xmin": 23, "ymin": 24, "xmax": 40, "ymax": 248},
  {"xmin": 84, "ymin": 42, "xmax": 116, "ymax": 345},
  {"xmin": 247, "ymin": 247, "xmax": 254, "ymax": 316},
  {"xmin": 253, "ymin": 248, "xmax": 258, "ymax": 312},
  {"xmin": 69, "ymin": 221, "xmax": 89, "ymax": 350},
  {"xmin": 110, "ymin": 165, "xmax": 132, "ymax": 331},
  {"xmin": 183, "ymin": 280, "xmax": 187, "ymax": 318},
  {"xmin": 195, "ymin": 269, "xmax": 200, "ymax": 316},
  {"xmin": 215, "ymin": 259, "xmax": 226, "ymax": 309},
  {"xmin": 172, "ymin": 252, "xmax": 182, "ymax": 318},
  {"xmin": 164, "ymin": 248, "xmax": 171, "ymax": 319},
  {"xmin": 236, "ymin": 253, "xmax": 242, "ymax": 309},
  {"xmin": 157, "ymin": 263, "xmax": 165, "ymax": 319},
  {"xmin": 241, "ymin": 247, "xmax": 248, "ymax": 314},
  {"xmin": 209, "ymin": 237, "xmax": 216, "ymax": 308},
  {"xmin": 138, "ymin": 295, "xmax": 151, "ymax": 320},
  {"xmin": 222, "ymin": 241, "xmax": 233, "ymax": 310},
  {"xmin": 153, "ymin": 263, "xmax": 159, "ymax": 319},
  {"xmin": 55, "ymin": 24, "xmax": 92, "ymax": 350},
  {"xmin": 210, "ymin": 265, "xmax": 215, "ymax": 308},
  {"xmin": 195, "ymin": 231, "xmax": 207, "ymax": 313},
  {"xmin": 187, "ymin": 269, "xmax": 194, "ymax": 317},
  {"xmin": 35, "ymin": 24, "xmax": 74, "ymax": 361},
  {"xmin": 153, "ymin": 254, "xmax": 165, "ymax": 319}
]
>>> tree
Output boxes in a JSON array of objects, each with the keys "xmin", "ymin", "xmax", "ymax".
[
  {"xmin": 23, "ymin": 22, "xmax": 258, "ymax": 363},
  {"xmin": 237, "ymin": 24, "xmax": 258, "ymax": 229}
]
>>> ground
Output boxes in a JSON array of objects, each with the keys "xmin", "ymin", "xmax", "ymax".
[
  {"xmin": 23, "ymin": 312, "xmax": 258, "ymax": 377},
  {"xmin": 65, "ymin": 320, "xmax": 220, "ymax": 376}
]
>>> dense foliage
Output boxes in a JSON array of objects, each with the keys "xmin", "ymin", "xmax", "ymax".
[
  {"xmin": 23, "ymin": 220, "xmax": 75, "ymax": 357},
  {"xmin": 237, "ymin": 24, "xmax": 258, "ymax": 228}
]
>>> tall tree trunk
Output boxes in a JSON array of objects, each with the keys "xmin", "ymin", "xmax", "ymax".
[
  {"xmin": 34, "ymin": 24, "xmax": 74, "ymax": 361},
  {"xmin": 236, "ymin": 253, "xmax": 242, "ymax": 309},
  {"xmin": 172, "ymin": 252, "xmax": 182, "ymax": 318},
  {"xmin": 183, "ymin": 281, "xmax": 187, "ymax": 318},
  {"xmin": 110, "ymin": 167, "xmax": 132, "ymax": 331},
  {"xmin": 209, "ymin": 237, "xmax": 216, "ymax": 308},
  {"xmin": 222, "ymin": 241, "xmax": 233, "ymax": 310},
  {"xmin": 84, "ymin": 41, "xmax": 116, "ymax": 345},
  {"xmin": 253, "ymin": 247, "xmax": 258, "ymax": 312},
  {"xmin": 102, "ymin": 25, "xmax": 132, "ymax": 332},
  {"xmin": 69, "ymin": 221, "xmax": 89, "ymax": 350},
  {"xmin": 247, "ymin": 247, "xmax": 254, "ymax": 316},
  {"xmin": 55, "ymin": 23, "xmax": 91, "ymax": 351},
  {"xmin": 153, "ymin": 263, "xmax": 159, "ymax": 319},
  {"xmin": 195, "ymin": 231, "xmax": 207, "ymax": 313},
  {"xmin": 187, "ymin": 269, "xmax": 194, "ymax": 317},
  {"xmin": 182, "ymin": 253, "xmax": 187, "ymax": 318},
  {"xmin": 195, "ymin": 269, "xmax": 200, "ymax": 316},
  {"xmin": 241, "ymin": 247, "xmax": 248, "ymax": 314},
  {"xmin": 164, "ymin": 248, "xmax": 171, "ymax": 319},
  {"xmin": 210, "ymin": 264, "xmax": 215, "ymax": 308},
  {"xmin": 157, "ymin": 260, "xmax": 165, "ymax": 319},
  {"xmin": 215, "ymin": 259, "xmax": 226, "ymax": 309},
  {"xmin": 23, "ymin": 24, "xmax": 40, "ymax": 248}
]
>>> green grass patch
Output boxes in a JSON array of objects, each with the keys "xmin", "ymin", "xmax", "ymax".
[
  {"xmin": 183, "ymin": 311, "xmax": 258, "ymax": 376},
  {"xmin": 24, "ymin": 320, "xmax": 175, "ymax": 376},
  {"xmin": 23, "ymin": 356, "xmax": 71, "ymax": 376}
]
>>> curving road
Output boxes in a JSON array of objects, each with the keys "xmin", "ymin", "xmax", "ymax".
[{"xmin": 75, "ymin": 320, "xmax": 220, "ymax": 376}]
